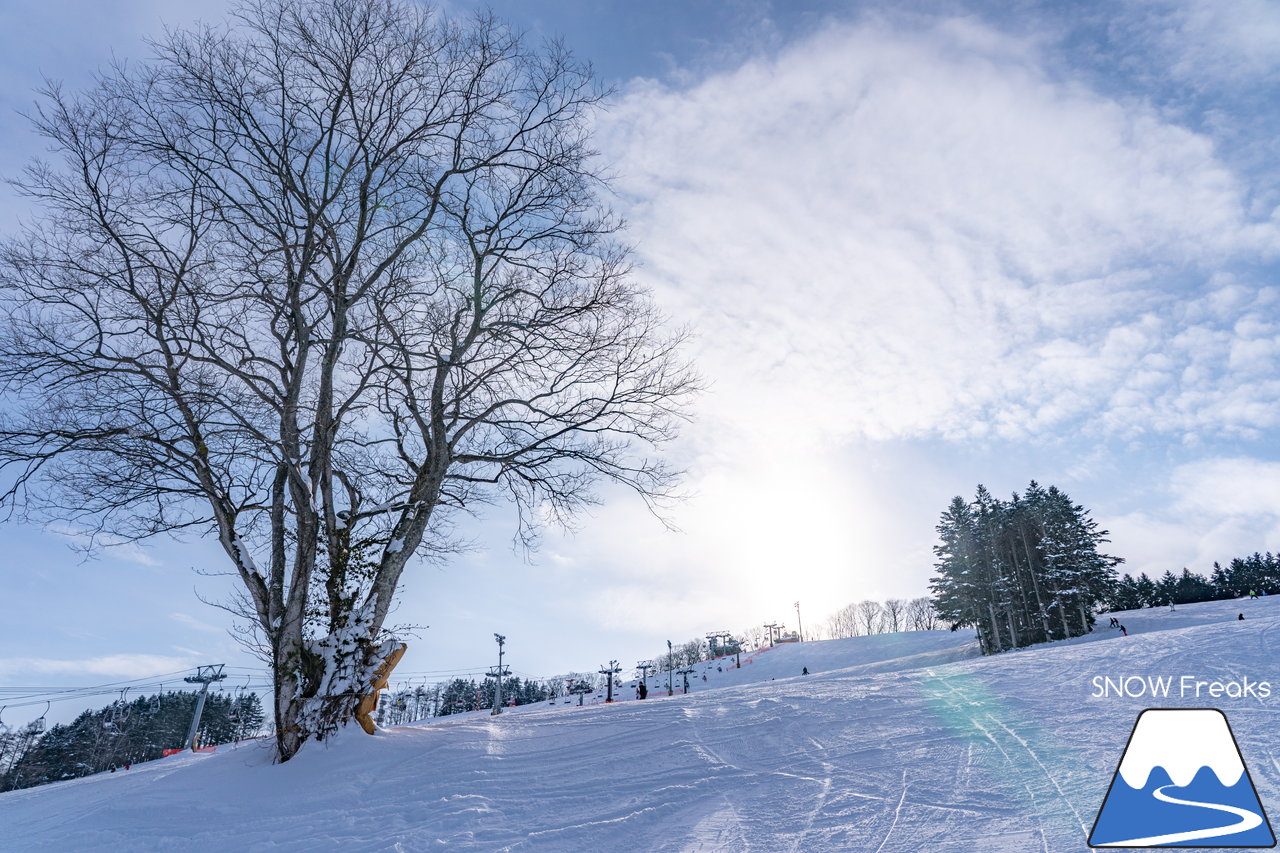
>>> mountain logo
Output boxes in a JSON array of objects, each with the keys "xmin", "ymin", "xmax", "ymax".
[{"xmin": 1089, "ymin": 708, "xmax": 1275, "ymax": 848}]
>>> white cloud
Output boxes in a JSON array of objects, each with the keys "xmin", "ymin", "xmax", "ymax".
[
  {"xmin": 46, "ymin": 524, "xmax": 161, "ymax": 566},
  {"xmin": 534, "ymin": 16, "xmax": 1280, "ymax": 629},
  {"xmin": 1134, "ymin": 0, "xmax": 1280, "ymax": 85},
  {"xmin": 0, "ymin": 654, "xmax": 197, "ymax": 678},
  {"xmin": 1108, "ymin": 457, "xmax": 1280, "ymax": 578},
  {"xmin": 170, "ymin": 612, "xmax": 223, "ymax": 633},
  {"xmin": 1171, "ymin": 458, "xmax": 1280, "ymax": 519},
  {"xmin": 602, "ymin": 18, "xmax": 1277, "ymax": 448}
]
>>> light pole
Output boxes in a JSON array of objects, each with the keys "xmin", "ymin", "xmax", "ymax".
[
  {"xmin": 667, "ymin": 640, "xmax": 675, "ymax": 695},
  {"xmin": 488, "ymin": 634, "xmax": 509, "ymax": 715},
  {"xmin": 795, "ymin": 601, "xmax": 804, "ymax": 642}
]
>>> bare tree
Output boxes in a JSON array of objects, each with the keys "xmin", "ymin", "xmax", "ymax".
[
  {"xmin": 823, "ymin": 601, "xmax": 861, "ymax": 639},
  {"xmin": 907, "ymin": 596, "xmax": 941, "ymax": 631},
  {"xmin": 856, "ymin": 600, "xmax": 883, "ymax": 635},
  {"xmin": 740, "ymin": 624, "xmax": 765, "ymax": 651},
  {"xmin": 675, "ymin": 638, "xmax": 706, "ymax": 667},
  {"xmin": 883, "ymin": 598, "xmax": 907, "ymax": 633},
  {"xmin": 0, "ymin": 0, "xmax": 695, "ymax": 762}
]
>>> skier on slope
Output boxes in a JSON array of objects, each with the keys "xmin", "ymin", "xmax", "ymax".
[
  {"xmin": 1120, "ymin": 625, "xmax": 1128, "ymax": 636},
  {"xmin": 638, "ymin": 681, "xmax": 648, "ymax": 700},
  {"xmin": 1239, "ymin": 613, "xmax": 1246, "ymax": 620},
  {"xmin": 801, "ymin": 666, "xmax": 809, "ymax": 675}
]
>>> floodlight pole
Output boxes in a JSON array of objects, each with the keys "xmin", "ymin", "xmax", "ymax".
[
  {"xmin": 490, "ymin": 634, "xmax": 508, "ymax": 715},
  {"xmin": 795, "ymin": 601, "xmax": 804, "ymax": 642},
  {"xmin": 667, "ymin": 640, "xmax": 674, "ymax": 696},
  {"xmin": 182, "ymin": 664, "xmax": 226, "ymax": 751}
]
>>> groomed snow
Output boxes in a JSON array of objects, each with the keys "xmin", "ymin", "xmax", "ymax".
[{"xmin": 2, "ymin": 597, "xmax": 1277, "ymax": 852}]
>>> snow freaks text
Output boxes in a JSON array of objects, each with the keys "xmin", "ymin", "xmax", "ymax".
[{"xmin": 1090, "ymin": 675, "xmax": 1273, "ymax": 701}]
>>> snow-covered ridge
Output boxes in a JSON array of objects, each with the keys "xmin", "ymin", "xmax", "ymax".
[{"xmin": 1117, "ymin": 709, "xmax": 1245, "ymax": 789}]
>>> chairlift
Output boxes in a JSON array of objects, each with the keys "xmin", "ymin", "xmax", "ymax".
[
  {"xmin": 33, "ymin": 701, "xmax": 49, "ymax": 733},
  {"xmin": 229, "ymin": 674, "xmax": 251, "ymax": 725},
  {"xmin": 104, "ymin": 689, "xmax": 130, "ymax": 732}
]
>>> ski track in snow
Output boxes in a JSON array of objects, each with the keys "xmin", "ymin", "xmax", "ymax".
[
  {"xmin": 1, "ymin": 599, "xmax": 1278, "ymax": 851},
  {"xmin": 871, "ymin": 768, "xmax": 909, "ymax": 853}
]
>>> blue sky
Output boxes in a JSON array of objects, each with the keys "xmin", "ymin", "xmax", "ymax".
[{"xmin": 3, "ymin": 0, "xmax": 1280, "ymax": 727}]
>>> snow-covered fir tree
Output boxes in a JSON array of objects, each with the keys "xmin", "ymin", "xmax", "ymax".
[{"xmin": 930, "ymin": 482, "xmax": 1122, "ymax": 653}]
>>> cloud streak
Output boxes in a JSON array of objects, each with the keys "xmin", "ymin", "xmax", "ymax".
[{"xmin": 0, "ymin": 654, "xmax": 197, "ymax": 679}]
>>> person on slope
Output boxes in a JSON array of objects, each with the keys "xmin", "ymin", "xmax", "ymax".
[
  {"xmin": 1120, "ymin": 625, "xmax": 1128, "ymax": 636},
  {"xmin": 1249, "ymin": 590, "xmax": 1259, "ymax": 599},
  {"xmin": 638, "ymin": 681, "xmax": 648, "ymax": 700},
  {"xmin": 802, "ymin": 666, "xmax": 809, "ymax": 675},
  {"xmin": 1239, "ymin": 613, "xmax": 1246, "ymax": 620}
]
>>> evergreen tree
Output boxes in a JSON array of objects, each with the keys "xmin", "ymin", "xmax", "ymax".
[
  {"xmin": 930, "ymin": 482, "xmax": 1121, "ymax": 653},
  {"xmin": 2, "ymin": 689, "xmax": 264, "ymax": 791}
]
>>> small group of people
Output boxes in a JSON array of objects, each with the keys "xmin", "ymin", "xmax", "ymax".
[{"xmin": 1108, "ymin": 617, "xmax": 1128, "ymax": 636}]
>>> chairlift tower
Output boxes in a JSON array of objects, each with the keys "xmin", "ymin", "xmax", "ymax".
[
  {"xmin": 182, "ymin": 664, "xmax": 226, "ymax": 751},
  {"xmin": 677, "ymin": 667, "xmax": 696, "ymax": 694},
  {"xmin": 636, "ymin": 661, "xmax": 653, "ymax": 688},
  {"xmin": 568, "ymin": 680, "xmax": 593, "ymax": 706},
  {"xmin": 705, "ymin": 631, "xmax": 731, "ymax": 658},
  {"xmin": 598, "ymin": 661, "xmax": 622, "ymax": 702},
  {"xmin": 764, "ymin": 622, "xmax": 782, "ymax": 646}
]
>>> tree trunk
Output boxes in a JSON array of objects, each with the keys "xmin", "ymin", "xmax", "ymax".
[
  {"xmin": 273, "ymin": 641, "xmax": 305, "ymax": 763},
  {"xmin": 987, "ymin": 601, "xmax": 1003, "ymax": 653},
  {"xmin": 1018, "ymin": 527, "xmax": 1052, "ymax": 639}
]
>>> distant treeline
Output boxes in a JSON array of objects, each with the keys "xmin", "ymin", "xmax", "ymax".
[
  {"xmin": 376, "ymin": 675, "xmax": 586, "ymax": 724},
  {"xmin": 1107, "ymin": 553, "xmax": 1280, "ymax": 611},
  {"xmin": 2, "ymin": 690, "xmax": 263, "ymax": 792},
  {"xmin": 816, "ymin": 598, "xmax": 940, "ymax": 640}
]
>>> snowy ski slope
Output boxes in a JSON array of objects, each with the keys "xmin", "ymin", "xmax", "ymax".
[{"xmin": 2, "ymin": 596, "xmax": 1277, "ymax": 852}]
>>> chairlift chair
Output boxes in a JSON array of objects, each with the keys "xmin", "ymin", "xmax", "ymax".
[
  {"xmin": 230, "ymin": 675, "xmax": 250, "ymax": 725},
  {"xmin": 33, "ymin": 701, "xmax": 49, "ymax": 733}
]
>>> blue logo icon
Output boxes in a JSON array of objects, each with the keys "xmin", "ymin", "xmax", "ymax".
[{"xmin": 1090, "ymin": 708, "xmax": 1275, "ymax": 847}]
